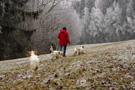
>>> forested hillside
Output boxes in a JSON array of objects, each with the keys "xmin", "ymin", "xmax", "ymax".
[
  {"xmin": 73, "ymin": 0, "xmax": 135, "ymax": 43},
  {"xmin": 0, "ymin": 0, "xmax": 81, "ymax": 60},
  {"xmin": 1, "ymin": 0, "xmax": 135, "ymax": 60}
]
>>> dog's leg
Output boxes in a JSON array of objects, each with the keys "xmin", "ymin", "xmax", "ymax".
[
  {"xmin": 82, "ymin": 51, "xmax": 85, "ymax": 54},
  {"xmin": 73, "ymin": 51, "xmax": 77, "ymax": 56},
  {"xmin": 77, "ymin": 50, "xmax": 80, "ymax": 55},
  {"xmin": 56, "ymin": 55, "xmax": 58, "ymax": 59},
  {"xmin": 31, "ymin": 69, "xmax": 35, "ymax": 75},
  {"xmin": 52, "ymin": 56, "xmax": 55, "ymax": 60},
  {"xmin": 73, "ymin": 52, "xmax": 75, "ymax": 56}
]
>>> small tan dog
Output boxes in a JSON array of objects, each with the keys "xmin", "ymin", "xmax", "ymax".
[
  {"xmin": 50, "ymin": 46, "xmax": 63, "ymax": 60},
  {"xmin": 27, "ymin": 49, "xmax": 40, "ymax": 74},
  {"xmin": 79, "ymin": 45, "xmax": 85, "ymax": 54},
  {"xmin": 73, "ymin": 45, "xmax": 84, "ymax": 55}
]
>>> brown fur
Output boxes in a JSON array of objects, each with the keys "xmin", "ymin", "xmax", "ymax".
[
  {"xmin": 34, "ymin": 49, "xmax": 38, "ymax": 55},
  {"xmin": 27, "ymin": 49, "xmax": 38, "ymax": 56},
  {"xmin": 27, "ymin": 51, "xmax": 31, "ymax": 56}
]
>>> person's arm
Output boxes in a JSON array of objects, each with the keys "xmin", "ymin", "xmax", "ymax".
[
  {"xmin": 58, "ymin": 32, "xmax": 60, "ymax": 39},
  {"xmin": 66, "ymin": 32, "xmax": 70, "ymax": 45}
]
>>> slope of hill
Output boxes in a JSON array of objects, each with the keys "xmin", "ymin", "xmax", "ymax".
[{"xmin": 0, "ymin": 40, "xmax": 135, "ymax": 89}]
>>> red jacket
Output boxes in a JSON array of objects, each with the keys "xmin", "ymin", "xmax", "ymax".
[{"xmin": 58, "ymin": 30, "xmax": 70, "ymax": 46}]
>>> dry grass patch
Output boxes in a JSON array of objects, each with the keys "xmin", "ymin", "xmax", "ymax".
[{"xmin": 0, "ymin": 40, "xmax": 135, "ymax": 89}]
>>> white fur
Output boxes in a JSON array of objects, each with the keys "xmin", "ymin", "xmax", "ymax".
[
  {"xmin": 79, "ymin": 45, "xmax": 85, "ymax": 54},
  {"xmin": 29, "ymin": 51, "xmax": 40, "ymax": 73},
  {"xmin": 50, "ymin": 46, "xmax": 63, "ymax": 60},
  {"xmin": 73, "ymin": 45, "xmax": 84, "ymax": 55},
  {"xmin": 73, "ymin": 48, "xmax": 80, "ymax": 55}
]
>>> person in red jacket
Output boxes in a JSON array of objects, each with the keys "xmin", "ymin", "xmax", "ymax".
[{"xmin": 58, "ymin": 27, "xmax": 70, "ymax": 57}]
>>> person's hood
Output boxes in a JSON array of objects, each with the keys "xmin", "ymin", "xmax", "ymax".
[{"xmin": 60, "ymin": 30, "xmax": 67, "ymax": 33}]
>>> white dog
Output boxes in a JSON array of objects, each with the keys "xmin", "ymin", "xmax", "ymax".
[
  {"xmin": 74, "ymin": 48, "xmax": 80, "ymax": 55},
  {"xmin": 27, "ymin": 49, "xmax": 40, "ymax": 74},
  {"xmin": 73, "ymin": 45, "xmax": 84, "ymax": 55},
  {"xmin": 79, "ymin": 45, "xmax": 85, "ymax": 54},
  {"xmin": 50, "ymin": 46, "xmax": 63, "ymax": 60}
]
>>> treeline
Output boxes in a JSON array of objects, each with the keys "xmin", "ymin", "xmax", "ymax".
[
  {"xmin": 0, "ymin": 0, "xmax": 81, "ymax": 60},
  {"xmin": 73, "ymin": 0, "xmax": 135, "ymax": 44}
]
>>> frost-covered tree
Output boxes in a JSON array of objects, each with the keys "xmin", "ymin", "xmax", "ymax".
[
  {"xmin": 104, "ymin": 1, "xmax": 122, "ymax": 41},
  {"xmin": 0, "ymin": 0, "xmax": 82, "ymax": 60},
  {"xmin": 74, "ymin": 0, "xmax": 135, "ymax": 44},
  {"xmin": 83, "ymin": 0, "xmax": 105, "ymax": 43}
]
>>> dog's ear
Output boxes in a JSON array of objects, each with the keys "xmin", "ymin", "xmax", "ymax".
[
  {"xmin": 58, "ymin": 51, "xmax": 60, "ymax": 54},
  {"xmin": 82, "ymin": 46, "xmax": 84, "ymax": 48},
  {"xmin": 34, "ymin": 49, "xmax": 38, "ymax": 55},
  {"xmin": 59, "ymin": 51, "xmax": 63, "ymax": 55},
  {"xmin": 27, "ymin": 51, "xmax": 31, "ymax": 56}
]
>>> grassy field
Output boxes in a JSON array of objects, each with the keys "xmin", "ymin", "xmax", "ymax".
[{"xmin": 0, "ymin": 40, "xmax": 135, "ymax": 90}]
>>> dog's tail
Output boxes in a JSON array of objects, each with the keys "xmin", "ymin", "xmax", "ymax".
[{"xmin": 50, "ymin": 45, "xmax": 54, "ymax": 52}]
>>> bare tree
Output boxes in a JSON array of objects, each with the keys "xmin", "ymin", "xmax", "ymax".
[{"xmin": 0, "ymin": 0, "xmax": 82, "ymax": 60}]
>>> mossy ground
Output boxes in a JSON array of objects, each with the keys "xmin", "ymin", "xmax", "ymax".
[{"xmin": 0, "ymin": 40, "xmax": 135, "ymax": 90}]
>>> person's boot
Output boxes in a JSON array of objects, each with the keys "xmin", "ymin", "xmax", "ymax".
[{"xmin": 63, "ymin": 53, "xmax": 66, "ymax": 57}]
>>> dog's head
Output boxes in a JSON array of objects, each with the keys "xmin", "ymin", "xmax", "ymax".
[
  {"xmin": 27, "ymin": 51, "xmax": 31, "ymax": 56},
  {"xmin": 58, "ymin": 51, "xmax": 61, "ymax": 54},
  {"xmin": 60, "ymin": 51, "xmax": 63, "ymax": 55},
  {"xmin": 58, "ymin": 51, "xmax": 63, "ymax": 55},
  {"xmin": 81, "ymin": 45, "xmax": 84, "ymax": 48},
  {"xmin": 34, "ymin": 49, "xmax": 38, "ymax": 55},
  {"xmin": 27, "ymin": 49, "xmax": 38, "ymax": 56}
]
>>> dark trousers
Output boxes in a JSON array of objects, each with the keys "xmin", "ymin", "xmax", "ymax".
[{"xmin": 59, "ymin": 46, "xmax": 67, "ymax": 56}]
